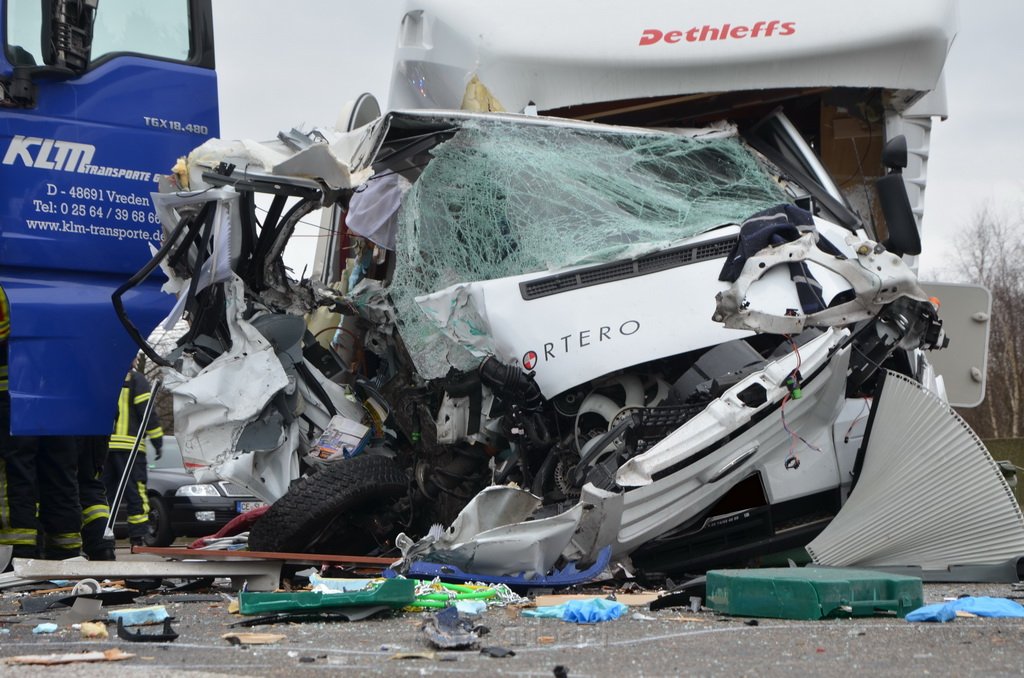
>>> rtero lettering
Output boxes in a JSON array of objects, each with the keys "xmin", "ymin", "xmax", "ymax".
[{"xmin": 525, "ymin": 320, "xmax": 641, "ymax": 367}]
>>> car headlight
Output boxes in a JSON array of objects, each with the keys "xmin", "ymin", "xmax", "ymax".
[{"xmin": 175, "ymin": 484, "xmax": 220, "ymax": 497}]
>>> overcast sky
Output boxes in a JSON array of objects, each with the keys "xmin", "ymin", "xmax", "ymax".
[{"xmin": 211, "ymin": 1, "xmax": 1023, "ymax": 280}]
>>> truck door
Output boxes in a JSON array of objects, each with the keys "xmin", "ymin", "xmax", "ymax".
[{"xmin": 1, "ymin": 0, "xmax": 218, "ymax": 434}]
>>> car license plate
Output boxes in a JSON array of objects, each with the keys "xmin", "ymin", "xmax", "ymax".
[{"xmin": 236, "ymin": 501, "xmax": 267, "ymax": 513}]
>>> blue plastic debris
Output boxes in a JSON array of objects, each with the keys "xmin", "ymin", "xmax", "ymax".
[
  {"xmin": 108, "ymin": 605, "xmax": 170, "ymax": 626},
  {"xmin": 906, "ymin": 597, "xmax": 1024, "ymax": 622},
  {"xmin": 522, "ymin": 597, "xmax": 628, "ymax": 624},
  {"xmin": 32, "ymin": 622, "xmax": 58, "ymax": 634},
  {"xmin": 388, "ymin": 545, "xmax": 612, "ymax": 591}
]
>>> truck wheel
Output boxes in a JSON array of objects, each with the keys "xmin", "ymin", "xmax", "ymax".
[
  {"xmin": 248, "ymin": 454, "xmax": 409, "ymax": 554},
  {"xmin": 145, "ymin": 494, "xmax": 175, "ymax": 547}
]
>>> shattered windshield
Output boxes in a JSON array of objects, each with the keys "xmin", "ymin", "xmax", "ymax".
[
  {"xmin": 384, "ymin": 117, "xmax": 789, "ymax": 377},
  {"xmin": 393, "ymin": 118, "xmax": 787, "ymax": 283}
]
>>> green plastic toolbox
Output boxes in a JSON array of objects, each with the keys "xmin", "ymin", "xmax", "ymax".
[
  {"xmin": 239, "ymin": 578, "xmax": 416, "ymax": 615},
  {"xmin": 706, "ymin": 567, "xmax": 923, "ymax": 620}
]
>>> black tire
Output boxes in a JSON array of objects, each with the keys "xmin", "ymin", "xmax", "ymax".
[
  {"xmin": 248, "ymin": 454, "xmax": 409, "ymax": 554},
  {"xmin": 145, "ymin": 494, "xmax": 174, "ymax": 547}
]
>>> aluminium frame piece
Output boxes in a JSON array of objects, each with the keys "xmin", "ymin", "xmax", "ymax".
[{"xmin": 12, "ymin": 557, "xmax": 282, "ymax": 592}]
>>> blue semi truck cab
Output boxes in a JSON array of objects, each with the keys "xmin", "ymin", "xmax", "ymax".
[{"xmin": 1, "ymin": 0, "xmax": 218, "ymax": 434}]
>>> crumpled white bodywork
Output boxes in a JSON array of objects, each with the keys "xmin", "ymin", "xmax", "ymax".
[
  {"xmin": 162, "ymin": 276, "xmax": 294, "ymax": 499},
  {"xmin": 162, "ymin": 276, "xmax": 362, "ymax": 503},
  {"xmin": 403, "ymin": 332, "xmax": 854, "ymax": 575},
  {"xmin": 151, "ymin": 124, "xmax": 384, "ymax": 502},
  {"xmin": 182, "ymin": 122, "xmax": 383, "ymax": 191},
  {"xmin": 616, "ymin": 328, "xmax": 846, "ymax": 487},
  {"xmin": 150, "ymin": 110, "xmax": 960, "ymax": 578},
  {"xmin": 396, "ymin": 486, "xmax": 585, "ymax": 577}
]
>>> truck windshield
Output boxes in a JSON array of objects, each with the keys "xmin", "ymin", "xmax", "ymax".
[{"xmin": 5, "ymin": 0, "xmax": 191, "ymax": 67}]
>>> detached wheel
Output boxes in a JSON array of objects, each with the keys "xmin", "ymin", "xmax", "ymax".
[
  {"xmin": 248, "ymin": 454, "xmax": 408, "ymax": 554},
  {"xmin": 145, "ymin": 494, "xmax": 174, "ymax": 547}
]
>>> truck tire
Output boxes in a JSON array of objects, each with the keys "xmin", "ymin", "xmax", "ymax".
[{"xmin": 248, "ymin": 454, "xmax": 408, "ymax": 554}]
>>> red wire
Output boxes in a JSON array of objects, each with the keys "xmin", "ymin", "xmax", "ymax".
[{"xmin": 780, "ymin": 335, "xmax": 820, "ymax": 468}]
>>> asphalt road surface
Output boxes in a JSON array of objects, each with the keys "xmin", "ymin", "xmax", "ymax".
[{"xmin": 2, "ymin": 548, "xmax": 1023, "ymax": 677}]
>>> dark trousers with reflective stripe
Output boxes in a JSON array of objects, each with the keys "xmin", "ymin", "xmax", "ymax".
[
  {"xmin": 0, "ymin": 393, "xmax": 37, "ymax": 559},
  {"xmin": 78, "ymin": 436, "xmax": 113, "ymax": 557},
  {"xmin": 103, "ymin": 449, "xmax": 149, "ymax": 541},
  {"xmin": 0, "ymin": 398, "xmax": 82, "ymax": 559}
]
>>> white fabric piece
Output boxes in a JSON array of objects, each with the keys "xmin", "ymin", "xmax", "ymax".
[{"xmin": 345, "ymin": 173, "xmax": 410, "ymax": 250}]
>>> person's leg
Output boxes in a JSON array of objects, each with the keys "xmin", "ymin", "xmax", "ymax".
[
  {"xmin": 107, "ymin": 449, "xmax": 150, "ymax": 545},
  {"xmin": 78, "ymin": 436, "xmax": 114, "ymax": 560},
  {"xmin": 125, "ymin": 453, "xmax": 150, "ymax": 545},
  {"xmin": 37, "ymin": 436, "xmax": 82, "ymax": 560},
  {"xmin": 0, "ymin": 429, "xmax": 40, "ymax": 564}
]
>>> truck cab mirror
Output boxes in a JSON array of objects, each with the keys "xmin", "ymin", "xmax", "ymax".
[
  {"xmin": 40, "ymin": 0, "xmax": 97, "ymax": 73},
  {"xmin": 876, "ymin": 134, "xmax": 920, "ymax": 256}
]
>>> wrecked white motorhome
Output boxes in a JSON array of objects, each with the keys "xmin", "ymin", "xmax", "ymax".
[{"xmin": 118, "ymin": 0, "xmax": 1024, "ymax": 582}]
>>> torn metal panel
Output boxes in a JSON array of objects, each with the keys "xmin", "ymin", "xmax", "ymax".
[
  {"xmin": 162, "ymin": 277, "xmax": 294, "ymax": 501},
  {"xmin": 398, "ymin": 486, "xmax": 585, "ymax": 577},
  {"xmin": 151, "ymin": 187, "xmax": 241, "ymax": 330},
  {"xmin": 806, "ymin": 371, "xmax": 1024, "ymax": 570},
  {"xmin": 415, "ymin": 282, "xmax": 494, "ymax": 359},
  {"xmin": 12, "ymin": 558, "xmax": 282, "ymax": 592},
  {"xmin": 603, "ymin": 342, "xmax": 851, "ymax": 560},
  {"xmin": 161, "ymin": 276, "xmax": 363, "ymax": 502}
]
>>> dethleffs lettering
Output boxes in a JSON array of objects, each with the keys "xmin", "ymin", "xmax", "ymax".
[
  {"xmin": 639, "ymin": 20, "xmax": 796, "ymax": 46},
  {"xmin": 539, "ymin": 320, "xmax": 640, "ymax": 362}
]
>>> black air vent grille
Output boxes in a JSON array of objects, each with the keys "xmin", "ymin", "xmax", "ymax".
[{"xmin": 520, "ymin": 235, "xmax": 738, "ymax": 300}]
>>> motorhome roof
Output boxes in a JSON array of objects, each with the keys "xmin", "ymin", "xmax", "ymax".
[{"xmin": 388, "ymin": 0, "xmax": 956, "ymax": 113}]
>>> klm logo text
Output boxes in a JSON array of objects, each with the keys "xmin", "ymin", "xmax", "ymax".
[{"xmin": 3, "ymin": 135, "xmax": 95, "ymax": 172}]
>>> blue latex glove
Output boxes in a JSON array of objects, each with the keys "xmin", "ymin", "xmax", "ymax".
[
  {"xmin": 906, "ymin": 596, "xmax": 1024, "ymax": 622},
  {"xmin": 905, "ymin": 602, "xmax": 957, "ymax": 622},
  {"xmin": 523, "ymin": 597, "xmax": 628, "ymax": 624}
]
